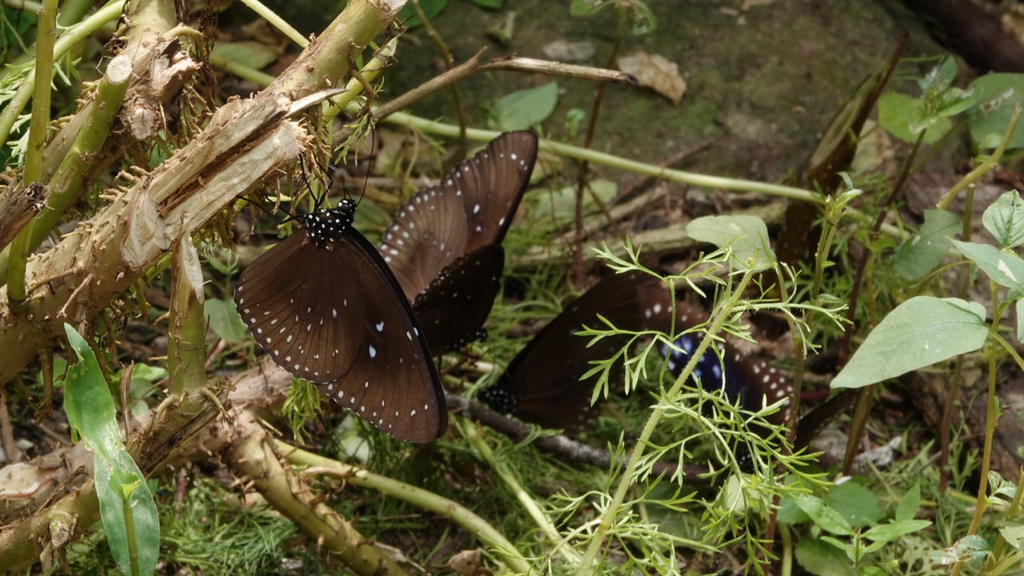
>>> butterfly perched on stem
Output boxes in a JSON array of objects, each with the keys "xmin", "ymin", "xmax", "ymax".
[
  {"xmin": 380, "ymin": 131, "xmax": 538, "ymax": 355},
  {"xmin": 235, "ymin": 176, "xmax": 446, "ymax": 443}
]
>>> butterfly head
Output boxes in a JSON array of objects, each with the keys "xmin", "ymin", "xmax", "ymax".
[{"xmin": 301, "ymin": 201, "xmax": 356, "ymax": 248}]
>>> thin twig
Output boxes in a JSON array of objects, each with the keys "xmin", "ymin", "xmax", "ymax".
[
  {"xmin": 573, "ymin": 5, "xmax": 627, "ymax": 287},
  {"xmin": 374, "ymin": 53, "xmax": 634, "ymax": 122},
  {"xmin": 57, "ymin": 273, "xmax": 93, "ymax": 319},
  {"xmin": 410, "ymin": 0, "xmax": 466, "ymax": 156},
  {"xmin": 25, "ymin": 265, "xmax": 84, "ymax": 294},
  {"xmin": 444, "ymin": 392, "xmax": 708, "ymax": 481}
]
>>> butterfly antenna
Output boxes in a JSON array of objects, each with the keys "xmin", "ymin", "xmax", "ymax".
[{"xmin": 298, "ymin": 153, "xmax": 328, "ymax": 212}]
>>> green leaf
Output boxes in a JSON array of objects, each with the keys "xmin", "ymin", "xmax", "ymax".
[
  {"xmin": 793, "ymin": 496, "xmax": 855, "ymax": 536},
  {"xmin": 894, "ymin": 483, "xmax": 921, "ymax": 522},
  {"xmin": 952, "ymin": 240, "xmax": 1024, "ymax": 292},
  {"xmin": 983, "ymin": 190, "xmax": 1024, "ymax": 248},
  {"xmin": 919, "ymin": 55, "xmax": 957, "ymax": 94},
  {"xmin": 38, "ymin": 356, "xmax": 68, "ymax": 387},
  {"xmin": 570, "ymin": 0, "xmax": 611, "ymax": 16},
  {"xmin": 819, "ymin": 535, "xmax": 854, "ymax": 559},
  {"xmin": 1018, "ymin": 299, "xmax": 1024, "ymax": 344},
  {"xmin": 629, "ymin": 0, "xmax": 657, "ymax": 35},
  {"xmin": 397, "ymin": 0, "xmax": 448, "ymax": 27},
  {"xmin": 831, "ymin": 297, "xmax": 988, "ymax": 389},
  {"xmin": 204, "ymin": 298, "xmax": 248, "ymax": 343},
  {"xmin": 967, "ymin": 73, "xmax": 1024, "ymax": 150},
  {"xmin": 210, "ymin": 41, "xmax": 281, "ymax": 70},
  {"xmin": 687, "ymin": 215, "xmax": 776, "ymax": 271},
  {"xmin": 568, "ymin": 0, "xmax": 656, "ymax": 34},
  {"xmin": 530, "ymin": 178, "xmax": 616, "ymax": 221},
  {"xmin": 123, "ymin": 363, "xmax": 168, "ymax": 418},
  {"xmin": 493, "ymin": 82, "xmax": 559, "ymax": 131},
  {"xmin": 862, "ymin": 519, "xmax": 932, "ymax": 543},
  {"xmin": 855, "ymin": 228, "xmax": 897, "ymax": 253},
  {"xmin": 892, "ymin": 209, "xmax": 960, "ymax": 281},
  {"xmin": 934, "ymin": 86, "xmax": 978, "ymax": 118},
  {"xmin": 469, "ymin": 0, "xmax": 503, "ymax": 7},
  {"xmin": 930, "ymin": 535, "xmax": 991, "ymax": 565},
  {"xmin": 64, "ymin": 325, "xmax": 160, "ymax": 576},
  {"xmin": 128, "ymin": 363, "xmax": 167, "ymax": 386},
  {"xmin": 794, "ymin": 538, "xmax": 856, "ymax": 576},
  {"xmin": 999, "ymin": 525, "xmax": 1024, "ymax": 552},
  {"xmin": 777, "ymin": 495, "xmax": 810, "ymax": 525},
  {"xmin": 878, "ymin": 92, "xmax": 949, "ymax": 144},
  {"xmin": 64, "ymin": 326, "xmax": 120, "ymax": 462},
  {"xmin": 825, "ymin": 481, "xmax": 883, "ymax": 529}
]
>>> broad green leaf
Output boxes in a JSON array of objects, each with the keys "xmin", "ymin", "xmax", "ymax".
[
  {"xmin": 493, "ymin": 82, "xmax": 558, "ymax": 131},
  {"xmin": 919, "ymin": 55, "xmax": 956, "ymax": 94},
  {"xmin": 967, "ymin": 73, "xmax": 1024, "ymax": 149},
  {"xmin": 1000, "ymin": 525, "xmax": 1024, "ymax": 552},
  {"xmin": 210, "ymin": 41, "xmax": 280, "ymax": 70},
  {"xmin": 204, "ymin": 298, "xmax": 247, "ymax": 343},
  {"xmin": 469, "ymin": 0, "xmax": 503, "ymax": 7},
  {"xmin": 930, "ymin": 535, "xmax": 991, "ymax": 565},
  {"xmin": 819, "ymin": 535, "xmax": 854, "ymax": 559},
  {"xmin": 825, "ymin": 481, "xmax": 883, "ymax": 529},
  {"xmin": 64, "ymin": 326, "xmax": 120, "ymax": 463},
  {"xmin": 878, "ymin": 92, "xmax": 949, "ymax": 144},
  {"xmin": 894, "ymin": 483, "xmax": 921, "ymax": 522},
  {"xmin": 892, "ymin": 209, "xmax": 960, "ymax": 280},
  {"xmin": 935, "ymin": 86, "xmax": 978, "ymax": 118},
  {"xmin": 777, "ymin": 495, "xmax": 809, "ymax": 525},
  {"xmin": 128, "ymin": 363, "xmax": 167, "ymax": 386},
  {"xmin": 397, "ymin": 0, "xmax": 448, "ymax": 27},
  {"xmin": 530, "ymin": 178, "xmax": 616, "ymax": 221},
  {"xmin": 862, "ymin": 519, "xmax": 932, "ymax": 543},
  {"xmin": 794, "ymin": 538, "xmax": 856, "ymax": 576},
  {"xmin": 831, "ymin": 297, "xmax": 987, "ymax": 389},
  {"xmin": 952, "ymin": 240, "xmax": 1024, "ymax": 292},
  {"xmin": 983, "ymin": 190, "xmax": 1024, "ymax": 248},
  {"xmin": 855, "ymin": 228, "xmax": 897, "ymax": 253},
  {"xmin": 987, "ymin": 470, "xmax": 1018, "ymax": 503},
  {"xmin": 687, "ymin": 215, "xmax": 776, "ymax": 271},
  {"xmin": 124, "ymin": 364, "xmax": 168, "ymax": 418},
  {"xmin": 64, "ymin": 325, "xmax": 160, "ymax": 576},
  {"xmin": 793, "ymin": 496, "xmax": 855, "ymax": 536}
]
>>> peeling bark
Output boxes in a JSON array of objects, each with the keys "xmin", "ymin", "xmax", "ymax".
[{"xmin": 0, "ymin": 183, "xmax": 46, "ymax": 253}]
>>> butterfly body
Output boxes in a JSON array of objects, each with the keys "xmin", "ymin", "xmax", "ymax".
[{"xmin": 235, "ymin": 200, "xmax": 447, "ymax": 443}]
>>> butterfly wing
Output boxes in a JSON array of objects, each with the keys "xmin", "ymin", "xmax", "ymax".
[
  {"xmin": 658, "ymin": 301, "xmax": 793, "ymax": 428},
  {"xmin": 412, "ymin": 245, "xmax": 505, "ymax": 356},
  {"xmin": 481, "ymin": 272, "xmax": 667, "ymax": 433},
  {"xmin": 235, "ymin": 227, "xmax": 447, "ymax": 443},
  {"xmin": 380, "ymin": 131, "xmax": 538, "ymax": 300}
]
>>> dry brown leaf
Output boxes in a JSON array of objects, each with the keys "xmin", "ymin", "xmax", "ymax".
[{"xmin": 617, "ymin": 51, "xmax": 686, "ymax": 106}]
